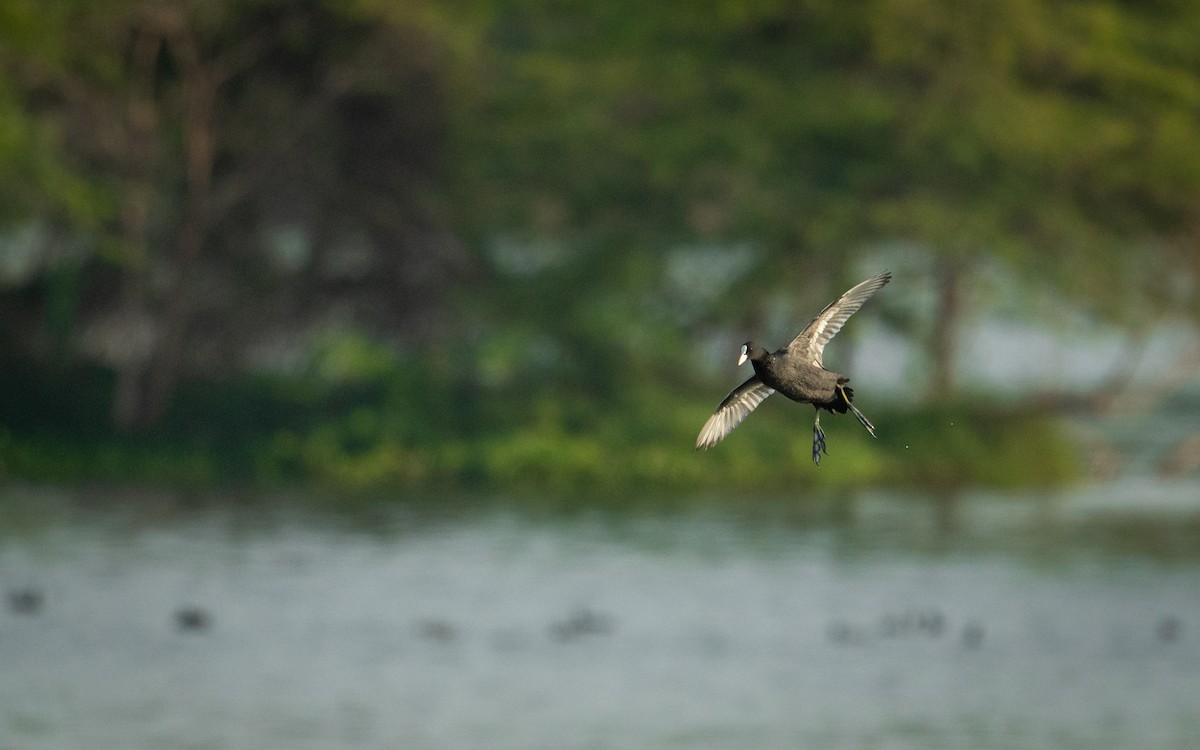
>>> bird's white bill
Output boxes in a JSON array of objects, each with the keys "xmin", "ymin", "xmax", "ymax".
[{"xmin": 737, "ymin": 345, "xmax": 748, "ymax": 366}]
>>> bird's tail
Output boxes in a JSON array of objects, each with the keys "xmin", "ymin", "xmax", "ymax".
[{"xmin": 836, "ymin": 384, "xmax": 876, "ymax": 437}]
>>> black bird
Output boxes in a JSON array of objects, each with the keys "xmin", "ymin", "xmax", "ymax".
[{"xmin": 696, "ymin": 272, "xmax": 891, "ymax": 464}]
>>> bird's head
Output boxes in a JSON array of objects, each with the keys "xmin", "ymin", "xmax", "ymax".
[{"xmin": 737, "ymin": 342, "xmax": 763, "ymax": 366}]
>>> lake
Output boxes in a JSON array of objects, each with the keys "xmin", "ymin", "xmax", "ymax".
[{"xmin": 2, "ymin": 482, "xmax": 1199, "ymax": 750}]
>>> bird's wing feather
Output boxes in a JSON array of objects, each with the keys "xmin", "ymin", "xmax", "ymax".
[
  {"xmin": 784, "ymin": 272, "xmax": 891, "ymax": 366},
  {"xmin": 695, "ymin": 377, "xmax": 775, "ymax": 450}
]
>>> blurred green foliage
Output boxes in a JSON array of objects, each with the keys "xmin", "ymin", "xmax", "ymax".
[
  {"xmin": 4, "ymin": 0, "xmax": 1198, "ymax": 496},
  {"xmin": 0, "ymin": 351, "xmax": 1078, "ymax": 493}
]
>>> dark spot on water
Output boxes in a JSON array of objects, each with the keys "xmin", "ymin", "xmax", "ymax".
[
  {"xmin": 416, "ymin": 619, "xmax": 458, "ymax": 642},
  {"xmin": 175, "ymin": 607, "xmax": 211, "ymax": 632},
  {"xmin": 878, "ymin": 609, "xmax": 945, "ymax": 639},
  {"xmin": 549, "ymin": 607, "xmax": 614, "ymax": 641},
  {"xmin": 917, "ymin": 610, "xmax": 945, "ymax": 637},
  {"xmin": 827, "ymin": 621, "xmax": 867, "ymax": 646},
  {"xmin": 7, "ymin": 588, "xmax": 43, "ymax": 615},
  {"xmin": 962, "ymin": 622, "xmax": 985, "ymax": 649},
  {"xmin": 1156, "ymin": 616, "xmax": 1182, "ymax": 643}
]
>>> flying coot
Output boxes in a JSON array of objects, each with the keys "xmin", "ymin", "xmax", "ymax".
[{"xmin": 695, "ymin": 272, "xmax": 891, "ymax": 464}]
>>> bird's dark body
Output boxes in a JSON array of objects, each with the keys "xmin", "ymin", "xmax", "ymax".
[{"xmin": 749, "ymin": 352, "xmax": 850, "ymax": 412}]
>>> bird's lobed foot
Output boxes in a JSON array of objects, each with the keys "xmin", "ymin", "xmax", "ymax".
[{"xmin": 812, "ymin": 427, "xmax": 828, "ymax": 465}]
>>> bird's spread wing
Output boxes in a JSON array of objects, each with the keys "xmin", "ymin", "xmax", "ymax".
[
  {"xmin": 784, "ymin": 272, "xmax": 891, "ymax": 366},
  {"xmin": 695, "ymin": 377, "xmax": 775, "ymax": 450}
]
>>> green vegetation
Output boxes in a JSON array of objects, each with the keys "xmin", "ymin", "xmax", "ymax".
[
  {"xmin": 2, "ymin": 0, "xmax": 1195, "ymax": 498},
  {"xmin": 0, "ymin": 351, "xmax": 1078, "ymax": 494}
]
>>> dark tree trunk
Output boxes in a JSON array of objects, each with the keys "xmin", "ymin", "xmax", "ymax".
[
  {"xmin": 930, "ymin": 262, "xmax": 962, "ymax": 399},
  {"xmin": 111, "ymin": 24, "xmax": 163, "ymax": 432},
  {"xmin": 113, "ymin": 12, "xmax": 219, "ymax": 430}
]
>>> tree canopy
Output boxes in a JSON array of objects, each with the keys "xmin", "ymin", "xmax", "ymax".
[{"xmin": 2, "ymin": 0, "xmax": 1200, "ymax": 434}]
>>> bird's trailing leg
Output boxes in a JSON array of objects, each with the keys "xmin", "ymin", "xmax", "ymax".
[
  {"xmin": 838, "ymin": 385, "xmax": 877, "ymax": 438},
  {"xmin": 812, "ymin": 411, "xmax": 828, "ymax": 465}
]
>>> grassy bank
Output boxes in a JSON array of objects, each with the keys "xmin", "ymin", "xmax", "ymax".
[{"xmin": 0, "ymin": 360, "xmax": 1079, "ymax": 496}]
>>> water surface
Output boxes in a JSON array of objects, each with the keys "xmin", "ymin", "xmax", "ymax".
[{"xmin": 2, "ymin": 485, "xmax": 1199, "ymax": 750}]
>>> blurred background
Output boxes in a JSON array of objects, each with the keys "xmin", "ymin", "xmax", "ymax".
[{"xmin": 2, "ymin": 1, "xmax": 1200, "ymax": 748}]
